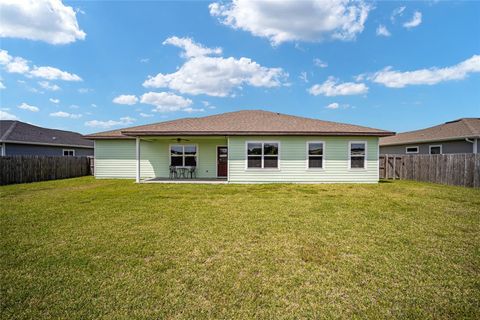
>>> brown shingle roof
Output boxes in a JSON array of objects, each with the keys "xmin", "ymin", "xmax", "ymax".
[
  {"xmin": 85, "ymin": 110, "xmax": 394, "ymax": 139},
  {"xmin": 380, "ymin": 118, "xmax": 480, "ymax": 146},
  {"xmin": 1, "ymin": 120, "xmax": 93, "ymax": 148}
]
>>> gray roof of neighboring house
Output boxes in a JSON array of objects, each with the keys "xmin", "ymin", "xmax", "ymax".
[
  {"xmin": 85, "ymin": 110, "xmax": 395, "ymax": 139},
  {"xmin": 380, "ymin": 118, "xmax": 480, "ymax": 146},
  {"xmin": 0, "ymin": 120, "xmax": 94, "ymax": 148}
]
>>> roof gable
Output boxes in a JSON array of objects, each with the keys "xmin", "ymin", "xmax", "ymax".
[
  {"xmin": 85, "ymin": 110, "xmax": 394, "ymax": 139},
  {"xmin": 380, "ymin": 118, "xmax": 480, "ymax": 146}
]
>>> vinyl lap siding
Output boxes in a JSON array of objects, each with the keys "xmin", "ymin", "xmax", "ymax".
[
  {"xmin": 228, "ymin": 136, "xmax": 379, "ymax": 183},
  {"xmin": 95, "ymin": 138, "xmax": 226, "ymax": 179},
  {"xmin": 95, "ymin": 140, "xmax": 136, "ymax": 178}
]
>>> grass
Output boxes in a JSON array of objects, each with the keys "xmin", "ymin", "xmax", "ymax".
[{"xmin": 1, "ymin": 177, "xmax": 479, "ymax": 319}]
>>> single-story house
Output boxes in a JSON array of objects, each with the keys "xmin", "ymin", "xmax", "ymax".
[
  {"xmin": 380, "ymin": 118, "xmax": 479, "ymax": 155},
  {"xmin": 0, "ymin": 120, "xmax": 94, "ymax": 157},
  {"xmin": 85, "ymin": 110, "xmax": 394, "ymax": 183}
]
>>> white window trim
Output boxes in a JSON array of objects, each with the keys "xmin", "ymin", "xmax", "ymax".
[
  {"xmin": 169, "ymin": 143, "xmax": 199, "ymax": 167},
  {"xmin": 405, "ymin": 146, "xmax": 419, "ymax": 154},
  {"xmin": 306, "ymin": 141, "xmax": 326, "ymax": 170},
  {"xmin": 429, "ymin": 144, "xmax": 442, "ymax": 154},
  {"xmin": 245, "ymin": 141, "xmax": 281, "ymax": 170},
  {"xmin": 63, "ymin": 149, "xmax": 75, "ymax": 156},
  {"xmin": 348, "ymin": 141, "xmax": 367, "ymax": 170}
]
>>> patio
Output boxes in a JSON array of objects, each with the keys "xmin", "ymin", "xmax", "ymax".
[{"xmin": 144, "ymin": 177, "xmax": 228, "ymax": 184}]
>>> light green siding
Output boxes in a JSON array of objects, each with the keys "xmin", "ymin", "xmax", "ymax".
[
  {"xmin": 228, "ymin": 136, "xmax": 379, "ymax": 183},
  {"xmin": 95, "ymin": 138, "xmax": 226, "ymax": 179},
  {"xmin": 95, "ymin": 136, "xmax": 380, "ymax": 183}
]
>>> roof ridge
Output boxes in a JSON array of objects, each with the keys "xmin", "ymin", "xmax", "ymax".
[{"xmin": 0, "ymin": 120, "xmax": 18, "ymax": 141}]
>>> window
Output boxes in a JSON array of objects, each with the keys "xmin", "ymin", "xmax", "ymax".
[
  {"xmin": 247, "ymin": 142, "xmax": 279, "ymax": 169},
  {"xmin": 429, "ymin": 145, "xmax": 442, "ymax": 154},
  {"xmin": 170, "ymin": 145, "xmax": 197, "ymax": 166},
  {"xmin": 406, "ymin": 146, "xmax": 419, "ymax": 154},
  {"xmin": 349, "ymin": 142, "xmax": 366, "ymax": 169},
  {"xmin": 307, "ymin": 142, "xmax": 324, "ymax": 168},
  {"xmin": 63, "ymin": 149, "xmax": 75, "ymax": 156}
]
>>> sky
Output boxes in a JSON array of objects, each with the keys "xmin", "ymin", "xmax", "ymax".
[{"xmin": 0, "ymin": 0, "xmax": 479, "ymax": 135}]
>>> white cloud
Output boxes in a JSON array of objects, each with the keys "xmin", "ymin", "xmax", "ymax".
[
  {"xmin": 325, "ymin": 102, "xmax": 351, "ymax": 110},
  {"xmin": 163, "ymin": 36, "xmax": 222, "ymax": 58},
  {"xmin": 139, "ymin": 113, "xmax": 153, "ymax": 118},
  {"xmin": 376, "ymin": 25, "xmax": 391, "ymax": 37},
  {"xmin": 309, "ymin": 77, "xmax": 368, "ymax": 96},
  {"xmin": 371, "ymin": 55, "xmax": 480, "ymax": 88},
  {"xmin": 403, "ymin": 11, "xmax": 422, "ymax": 29},
  {"xmin": 91, "ymin": 103, "xmax": 97, "ymax": 108},
  {"xmin": 299, "ymin": 71, "xmax": 308, "ymax": 83},
  {"xmin": 140, "ymin": 58, "xmax": 149, "ymax": 63},
  {"xmin": 183, "ymin": 107, "xmax": 205, "ymax": 113},
  {"xmin": 30, "ymin": 66, "xmax": 81, "ymax": 81},
  {"xmin": 0, "ymin": 50, "xmax": 82, "ymax": 82},
  {"xmin": 202, "ymin": 101, "xmax": 216, "ymax": 109},
  {"xmin": 143, "ymin": 37, "xmax": 287, "ymax": 97},
  {"xmin": 85, "ymin": 116, "xmax": 135, "ymax": 129},
  {"xmin": 18, "ymin": 102, "xmax": 39, "ymax": 112},
  {"xmin": 78, "ymin": 88, "xmax": 91, "ymax": 93},
  {"xmin": 0, "ymin": 49, "xmax": 29, "ymax": 74},
  {"xmin": 0, "ymin": 110, "xmax": 19, "ymax": 120},
  {"xmin": 49, "ymin": 98, "xmax": 60, "ymax": 103},
  {"xmin": 313, "ymin": 58, "xmax": 328, "ymax": 68},
  {"xmin": 140, "ymin": 92, "xmax": 193, "ymax": 112},
  {"xmin": 390, "ymin": 6, "xmax": 405, "ymax": 23},
  {"xmin": 325, "ymin": 102, "xmax": 340, "ymax": 109},
  {"xmin": 0, "ymin": 80, "xmax": 5, "ymax": 89},
  {"xmin": 113, "ymin": 94, "xmax": 138, "ymax": 105},
  {"xmin": 50, "ymin": 111, "xmax": 82, "ymax": 119},
  {"xmin": 0, "ymin": 0, "xmax": 86, "ymax": 44},
  {"xmin": 39, "ymin": 81, "xmax": 60, "ymax": 91},
  {"xmin": 209, "ymin": 0, "xmax": 371, "ymax": 45}
]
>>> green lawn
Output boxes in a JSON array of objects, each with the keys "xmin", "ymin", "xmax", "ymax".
[{"xmin": 1, "ymin": 177, "xmax": 479, "ymax": 319}]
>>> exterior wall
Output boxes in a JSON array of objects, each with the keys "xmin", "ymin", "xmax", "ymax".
[
  {"xmin": 94, "ymin": 138, "xmax": 227, "ymax": 179},
  {"xmin": 4, "ymin": 143, "xmax": 93, "ymax": 156},
  {"xmin": 380, "ymin": 139, "xmax": 474, "ymax": 155},
  {"xmin": 228, "ymin": 136, "xmax": 379, "ymax": 183}
]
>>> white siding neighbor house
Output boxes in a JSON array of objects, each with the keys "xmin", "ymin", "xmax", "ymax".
[{"xmin": 85, "ymin": 110, "xmax": 394, "ymax": 183}]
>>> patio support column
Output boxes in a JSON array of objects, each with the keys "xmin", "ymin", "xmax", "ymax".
[{"xmin": 136, "ymin": 137, "xmax": 140, "ymax": 183}]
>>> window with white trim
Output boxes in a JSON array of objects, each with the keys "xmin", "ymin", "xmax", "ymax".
[
  {"xmin": 63, "ymin": 149, "xmax": 75, "ymax": 156},
  {"xmin": 349, "ymin": 142, "xmax": 366, "ymax": 169},
  {"xmin": 170, "ymin": 145, "xmax": 197, "ymax": 166},
  {"xmin": 247, "ymin": 142, "xmax": 279, "ymax": 168},
  {"xmin": 406, "ymin": 146, "xmax": 419, "ymax": 154},
  {"xmin": 307, "ymin": 142, "xmax": 324, "ymax": 168},
  {"xmin": 429, "ymin": 145, "xmax": 442, "ymax": 154}
]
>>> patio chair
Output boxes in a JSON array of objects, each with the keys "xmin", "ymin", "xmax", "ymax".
[
  {"xmin": 189, "ymin": 167, "xmax": 197, "ymax": 179},
  {"xmin": 169, "ymin": 166, "xmax": 177, "ymax": 179}
]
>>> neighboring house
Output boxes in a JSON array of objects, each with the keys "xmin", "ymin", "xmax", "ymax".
[
  {"xmin": 380, "ymin": 118, "xmax": 480, "ymax": 155},
  {"xmin": 85, "ymin": 110, "xmax": 394, "ymax": 183},
  {"xmin": 0, "ymin": 121, "xmax": 94, "ymax": 157}
]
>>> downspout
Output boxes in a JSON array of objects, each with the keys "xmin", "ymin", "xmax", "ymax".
[
  {"xmin": 465, "ymin": 138, "xmax": 478, "ymax": 154},
  {"xmin": 1, "ymin": 142, "xmax": 5, "ymax": 156}
]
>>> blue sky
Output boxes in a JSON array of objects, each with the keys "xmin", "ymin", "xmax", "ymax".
[{"xmin": 0, "ymin": 0, "xmax": 479, "ymax": 134}]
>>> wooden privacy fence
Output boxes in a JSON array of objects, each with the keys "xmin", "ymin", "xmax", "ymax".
[
  {"xmin": 380, "ymin": 154, "xmax": 480, "ymax": 188},
  {"xmin": 0, "ymin": 156, "xmax": 93, "ymax": 185}
]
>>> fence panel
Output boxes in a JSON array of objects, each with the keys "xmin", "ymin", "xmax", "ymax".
[
  {"xmin": 380, "ymin": 153, "xmax": 480, "ymax": 188},
  {"xmin": 0, "ymin": 156, "xmax": 93, "ymax": 185}
]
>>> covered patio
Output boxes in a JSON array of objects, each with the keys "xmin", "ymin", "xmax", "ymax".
[{"xmin": 133, "ymin": 136, "xmax": 228, "ymax": 183}]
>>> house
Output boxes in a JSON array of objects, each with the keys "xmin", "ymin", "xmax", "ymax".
[
  {"xmin": 0, "ymin": 120, "xmax": 94, "ymax": 157},
  {"xmin": 380, "ymin": 118, "xmax": 480, "ymax": 155},
  {"xmin": 85, "ymin": 110, "xmax": 394, "ymax": 183}
]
